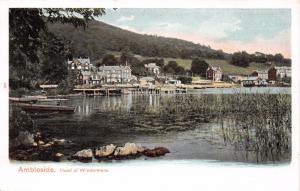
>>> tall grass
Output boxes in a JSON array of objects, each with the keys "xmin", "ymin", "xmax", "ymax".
[{"xmin": 155, "ymin": 93, "xmax": 291, "ymax": 162}]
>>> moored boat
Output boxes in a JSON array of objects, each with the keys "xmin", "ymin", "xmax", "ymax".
[{"xmin": 12, "ymin": 103, "xmax": 77, "ymax": 113}]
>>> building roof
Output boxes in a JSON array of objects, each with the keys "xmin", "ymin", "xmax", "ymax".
[
  {"xmin": 145, "ymin": 63, "xmax": 160, "ymax": 68},
  {"xmin": 68, "ymin": 58, "xmax": 91, "ymax": 65},
  {"xmin": 139, "ymin": 77, "xmax": 155, "ymax": 82},
  {"xmin": 253, "ymin": 70, "xmax": 268, "ymax": 74},
  {"xmin": 98, "ymin": 65, "xmax": 131, "ymax": 71},
  {"xmin": 207, "ymin": 66, "xmax": 221, "ymax": 71},
  {"xmin": 242, "ymin": 76, "xmax": 258, "ymax": 81},
  {"xmin": 274, "ymin": 66, "xmax": 291, "ymax": 70},
  {"xmin": 76, "ymin": 58, "xmax": 90, "ymax": 64}
]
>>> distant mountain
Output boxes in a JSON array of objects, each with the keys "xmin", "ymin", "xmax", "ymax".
[{"xmin": 48, "ymin": 20, "xmax": 229, "ymax": 61}]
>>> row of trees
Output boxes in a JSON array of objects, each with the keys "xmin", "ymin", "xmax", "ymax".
[
  {"xmin": 9, "ymin": 8, "xmax": 106, "ymax": 89},
  {"xmin": 95, "ymin": 51, "xmax": 209, "ymax": 78},
  {"xmin": 231, "ymin": 51, "xmax": 291, "ymax": 67}
]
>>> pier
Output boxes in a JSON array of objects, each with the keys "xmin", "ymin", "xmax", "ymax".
[
  {"xmin": 131, "ymin": 86, "xmax": 187, "ymax": 94},
  {"xmin": 74, "ymin": 86, "xmax": 187, "ymax": 96},
  {"xmin": 73, "ymin": 88, "xmax": 123, "ymax": 96}
]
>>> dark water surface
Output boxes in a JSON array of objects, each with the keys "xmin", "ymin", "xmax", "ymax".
[{"xmin": 31, "ymin": 87, "xmax": 291, "ymax": 164}]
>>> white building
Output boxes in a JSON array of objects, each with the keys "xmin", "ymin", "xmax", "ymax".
[
  {"xmin": 98, "ymin": 65, "xmax": 133, "ymax": 83},
  {"xmin": 252, "ymin": 70, "xmax": 268, "ymax": 80},
  {"xmin": 144, "ymin": 63, "xmax": 161, "ymax": 75},
  {"xmin": 206, "ymin": 66, "xmax": 222, "ymax": 81}
]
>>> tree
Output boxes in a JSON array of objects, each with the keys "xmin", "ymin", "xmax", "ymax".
[
  {"xmin": 120, "ymin": 46, "xmax": 134, "ymax": 64},
  {"xmin": 9, "ymin": 8, "xmax": 106, "ymax": 88},
  {"xmin": 57, "ymin": 69, "xmax": 79, "ymax": 94},
  {"xmin": 231, "ymin": 51, "xmax": 250, "ymax": 67},
  {"xmin": 274, "ymin": 53, "xmax": 284, "ymax": 63},
  {"xmin": 163, "ymin": 61, "xmax": 185, "ymax": 75},
  {"xmin": 191, "ymin": 58, "xmax": 209, "ymax": 76},
  {"xmin": 40, "ymin": 33, "xmax": 68, "ymax": 84},
  {"xmin": 101, "ymin": 54, "xmax": 118, "ymax": 66},
  {"xmin": 130, "ymin": 58, "xmax": 150, "ymax": 76}
]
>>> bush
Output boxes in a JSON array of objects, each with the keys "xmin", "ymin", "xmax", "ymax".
[
  {"xmin": 9, "ymin": 88, "xmax": 30, "ymax": 98},
  {"xmin": 9, "ymin": 108, "xmax": 34, "ymax": 139},
  {"xmin": 191, "ymin": 58, "xmax": 209, "ymax": 77}
]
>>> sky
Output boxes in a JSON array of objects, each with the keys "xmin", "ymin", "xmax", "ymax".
[{"xmin": 97, "ymin": 9, "xmax": 291, "ymax": 58}]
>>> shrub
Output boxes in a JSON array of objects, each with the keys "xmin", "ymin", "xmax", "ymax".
[{"xmin": 9, "ymin": 108, "xmax": 34, "ymax": 139}]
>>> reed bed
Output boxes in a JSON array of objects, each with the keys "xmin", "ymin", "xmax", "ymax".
[{"xmin": 155, "ymin": 93, "xmax": 291, "ymax": 162}]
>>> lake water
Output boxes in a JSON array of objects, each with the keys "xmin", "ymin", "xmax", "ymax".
[{"xmin": 31, "ymin": 87, "xmax": 291, "ymax": 164}]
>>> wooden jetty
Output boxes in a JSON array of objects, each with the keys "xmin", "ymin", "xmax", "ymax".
[
  {"xmin": 73, "ymin": 88, "xmax": 123, "ymax": 96},
  {"xmin": 12, "ymin": 103, "xmax": 77, "ymax": 113},
  {"xmin": 74, "ymin": 86, "xmax": 187, "ymax": 95},
  {"xmin": 131, "ymin": 86, "xmax": 187, "ymax": 95}
]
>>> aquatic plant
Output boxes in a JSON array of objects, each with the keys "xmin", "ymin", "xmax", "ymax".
[{"xmin": 157, "ymin": 93, "xmax": 291, "ymax": 162}]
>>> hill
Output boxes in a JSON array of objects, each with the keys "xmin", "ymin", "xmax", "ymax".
[
  {"xmin": 138, "ymin": 56, "xmax": 273, "ymax": 75},
  {"xmin": 48, "ymin": 20, "xmax": 228, "ymax": 61},
  {"xmin": 48, "ymin": 19, "xmax": 290, "ymax": 76}
]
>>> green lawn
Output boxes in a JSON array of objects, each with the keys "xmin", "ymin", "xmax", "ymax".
[
  {"xmin": 113, "ymin": 52, "xmax": 273, "ymax": 76},
  {"xmin": 162, "ymin": 58, "xmax": 270, "ymax": 75}
]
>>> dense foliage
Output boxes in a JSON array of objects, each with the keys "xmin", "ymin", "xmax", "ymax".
[
  {"xmin": 9, "ymin": 108, "xmax": 34, "ymax": 139},
  {"xmin": 9, "ymin": 8, "xmax": 106, "ymax": 89},
  {"xmin": 163, "ymin": 61, "xmax": 186, "ymax": 75},
  {"xmin": 191, "ymin": 58, "xmax": 209, "ymax": 77},
  {"xmin": 231, "ymin": 51, "xmax": 291, "ymax": 68},
  {"xmin": 48, "ymin": 20, "xmax": 229, "ymax": 61}
]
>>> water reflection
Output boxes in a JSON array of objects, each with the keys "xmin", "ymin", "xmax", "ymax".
[{"xmin": 30, "ymin": 88, "xmax": 291, "ymax": 163}]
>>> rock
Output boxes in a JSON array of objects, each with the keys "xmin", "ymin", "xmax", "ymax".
[
  {"xmin": 53, "ymin": 153, "xmax": 64, "ymax": 161},
  {"xmin": 38, "ymin": 141, "xmax": 45, "ymax": 145},
  {"xmin": 137, "ymin": 145, "xmax": 147, "ymax": 153},
  {"xmin": 95, "ymin": 144, "xmax": 116, "ymax": 158},
  {"xmin": 32, "ymin": 142, "xmax": 38, "ymax": 147},
  {"xmin": 53, "ymin": 139, "xmax": 66, "ymax": 146},
  {"xmin": 72, "ymin": 149, "xmax": 93, "ymax": 162},
  {"xmin": 40, "ymin": 143, "xmax": 52, "ymax": 148},
  {"xmin": 114, "ymin": 143, "xmax": 139, "ymax": 157},
  {"xmin": 143, "ymin": 147, "xmax": 170, "ymax": 157},
  {"xmin": 10, "ymin": 131, "xmax": 34, "ymax": 148},
  {"xmin": 55, "ymin": 153, "xmax": 64, "ymax": 157}
]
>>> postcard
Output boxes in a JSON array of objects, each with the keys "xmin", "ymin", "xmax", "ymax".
[{"xmin": 0, "ymin": 0, "xmax": 299, "ymax": 191}]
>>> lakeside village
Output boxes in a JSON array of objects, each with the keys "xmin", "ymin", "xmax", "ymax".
[
  {"xmin": 9, "ymin": 55, "xmax": 292, "ymax": 106},
  {"xmin": 39, "ymin": 57, "xmax": 291, "ymax": 96},
  {"xmin": 9, "ymin": 58, "xmax": 291, "ymax": 162}
]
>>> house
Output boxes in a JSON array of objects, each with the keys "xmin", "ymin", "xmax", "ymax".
[
  {"xmin": 225, "ymin": 75, "xmax": 243, "ymax": 83},
  {"xmin": 98, "ymin": 65, "xmax": 133, "ymax": 83},
  {"xmin": 206, "ymin": 66, "xmax": 222, "ymax": 81},
  {"xmin": 268, "ymin": 66, "xmax": 291, "ymax": 81},
  {"xmin": 139, "ymin": 77, "xmax": 156, "ymax": 87},
  {"xmin": 67, "ymin": 57, "xmax": 94, "ymax": 71},
  {"xmin": 241, "ymin": 76, "xmax": 258, "ymax": 87},
  {"xmin": 67, "ymin": 58, "xmax": 135, "ymax": 85},
  {"xmin": 241, "ymin": 76, "xmax": 268, "ymax": 87},
  {"xmin": 144, "ymin": 63, "xmax": 160, "ymax": 75},
  {"xmin": 252, "ymin": 70, "xmax": 268, "ymax": 80}
]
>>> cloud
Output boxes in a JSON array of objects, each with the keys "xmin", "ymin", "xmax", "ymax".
[
  {"xmin": 193, "ymin": 28, "xmax": 290, "ymax": 57},
  {"xmin": 118, "ymin": 25, "xmax": 140, "ymax": 33},
  {"xmin": 107, "ymin": 15, "xmax": 290, "ymax": 57},
  {"xmin": 197, "ymin": 16, "xmax": 242, "ymax": 40},
  {"xmin": 116, "ymin": 15, "xmax": 135, "ymax": 23}
]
